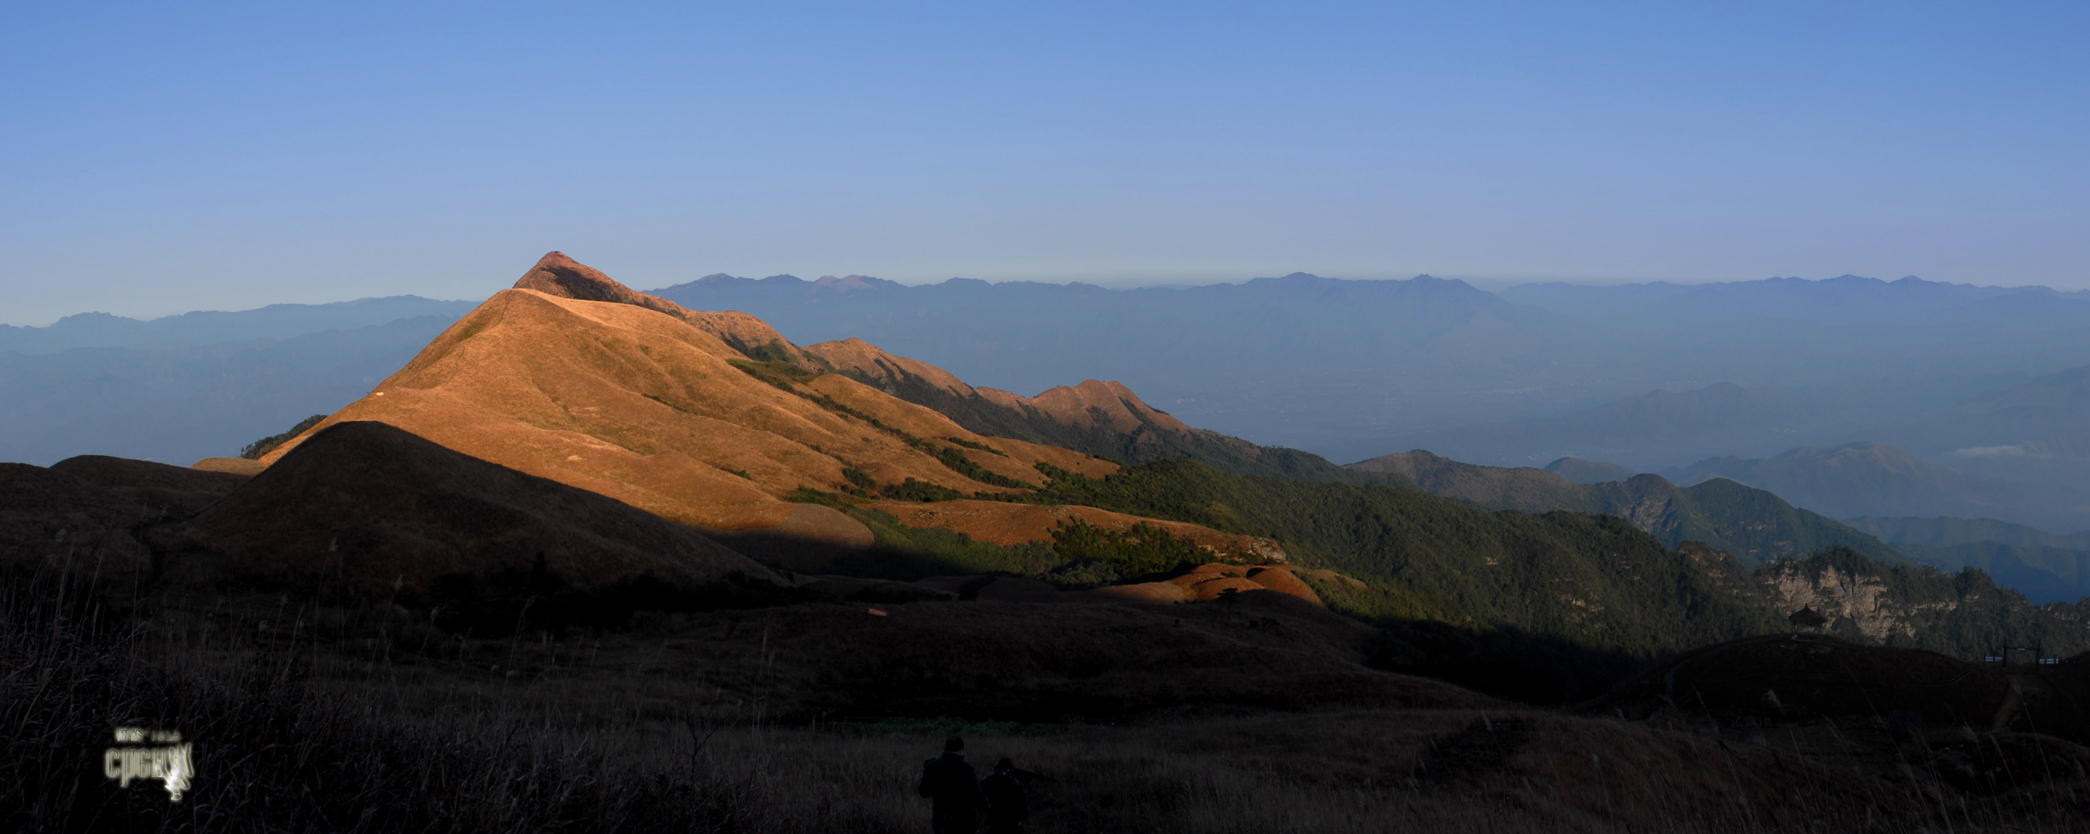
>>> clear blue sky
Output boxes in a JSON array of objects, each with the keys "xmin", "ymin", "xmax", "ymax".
[{"xmin": 5, "ymin": 1, "xmax": 2087, "ymax": 324}]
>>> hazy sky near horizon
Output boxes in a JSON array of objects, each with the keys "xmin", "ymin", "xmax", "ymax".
[{"xmin": 5, "ymin": 2, "xmax": 2087, "ymax": 325}]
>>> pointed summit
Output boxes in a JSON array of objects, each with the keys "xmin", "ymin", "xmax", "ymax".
[
  {"xmin": 517, "ymin": 251, "xmax": 670, "ymax": 311},
  {"xmin": 514, "ymin": 252, "xmax": 808, "ymax": 364}
]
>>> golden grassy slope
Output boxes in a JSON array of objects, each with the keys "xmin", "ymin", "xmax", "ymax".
[
  {"xmin": 802, "ymin": 338, "xmax": 1194, "ymax": 434},
  {"xmin": 252, "ymin": 254, "xmax": 1130, "ymax": 546}
]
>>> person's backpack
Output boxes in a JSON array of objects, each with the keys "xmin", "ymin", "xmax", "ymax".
[
  {"xmin": 982, "ymin": 772, "xmax": 1027, "ymax": 821},
  {"xmin": 918, "ymin": 758, "xmax": 939, "ymax": 799}
]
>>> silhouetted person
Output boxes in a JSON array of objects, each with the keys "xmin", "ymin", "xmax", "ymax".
[
  {"xmin": 919, "ymin": 736, "xmax": 986, "ymax": 834},
  {"xmin": 981, "ymin": 757, "xmax": 1045, "ymax": 834}
]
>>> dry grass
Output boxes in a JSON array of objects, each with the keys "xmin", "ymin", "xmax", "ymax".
[{"xmin": 8, "ymin": 569, "xmax": 2090, "ymax": 833}]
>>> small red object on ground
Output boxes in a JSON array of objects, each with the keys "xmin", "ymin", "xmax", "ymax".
[{"xmin": 867, "ymin": 608, "xmax": 888, "ymax": 617}]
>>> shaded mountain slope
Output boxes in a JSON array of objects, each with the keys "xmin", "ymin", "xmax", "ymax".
[
  {"xmin": 1020, "ymin": 458, "xmax": 1785, "ymax": 657},
  {"xmin": 1025, "ymin": 456, "xmax": 2090, "ymax": 662},
  {"xmin": 1346, "ymin": 450, "xmax": 1898, "ymax": 565},
  {"xmin": 1594, "ymin": 634, "xmax": 2013, "ymax": 727},
  {"xmin": 0, "ymin": 463, "xmax": 153, "ymax": 580},
  {"xmin": 181, "ymin": 421, "xmax": 777, "ymax": 597},
  {"xmin": 703, "ymin": 588, "xmax": 1493, "ymax": 720},
  {"xmin": 49, "ymin": 454, "xmax": 248, "ymax": 518}
]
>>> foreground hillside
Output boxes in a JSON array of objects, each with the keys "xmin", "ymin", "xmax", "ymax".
[{"xmin": 11, "ymin": 543, "xmax": 2090, "ymax": 832}]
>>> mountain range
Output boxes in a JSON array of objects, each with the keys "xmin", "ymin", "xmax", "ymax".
[
  {"xmin": 0, "ymin": 297, "xmax": 471, "ymax": 466},
  {"xmin": 0, "ymin": 315, "xmax": 463, "ymax": 466},
  {"xmin": 13, "ymin": 269, "xmax": 2090, "ymax": 518},
  {"xmin": 11, "ymin": 260, "xmax": 2090, "ymax": 606},
  {"xmin": 651, "ymin": 271, "xmax": 2090, "ymax": 463},
  {"xmin": 64, "ymin": 255, "xmax": 2090, "ymax": 658},
  {"xmin": 1844, "ymin": 516, "xmax": 2090, "ymax": 606},
  {"xmin": 13, "ymin": 247, "xmax": 2090, "ymax": 827},
  {"xmin": 0, "ymin": 296, "xmax": 474, "ymax": 354}
]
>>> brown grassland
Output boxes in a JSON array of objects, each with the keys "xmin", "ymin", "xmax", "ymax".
[{"xmin": 9, "ymin": 557, "xmax": 2090, "ymax": 834}]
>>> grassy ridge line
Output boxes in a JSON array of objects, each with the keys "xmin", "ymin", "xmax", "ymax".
[
  {"xmin": 823, "ymin": 356, "xmax": 1386, "ymax": 480},
  {"xmin": 728, "ymin": 358, "xmax": 1037, "ymax": 491}
]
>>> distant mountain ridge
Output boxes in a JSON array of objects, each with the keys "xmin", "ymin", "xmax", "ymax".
[
  {"xmin": 0, "ymin": 295, "xmax": 478, "ymax": 466},
  {"xmin": 0, "ymin": 296, "xmax": 475, "ymax": 355},
  {"xmin": 1346, "ymin": 450, "xmax": 1900, "ymax": 567},
  {"xmin": 1668, "ymin": 441, "xmax": 2026, "ymax": 521},
  {"xmin": 0, "ymin": 315, "xmax": 463, "ymax": 466},
  {"xmin": 1500, "ymin": 274, "xmax": 2090, "ymax": 323},
  {"xmin": 651, "ymin": 269, "xmax": 1580, "ymax": 457},
  {"xmin": 1379, "ymin": 362, "xmax": 2090, "ymax": 532},
  {"xmin": 18, "ymin": 269, "xmax": 2090, "ymax": 480},
  {"xmin": 653, "ymin": 271, "xmax": 1554, "ymax": 398},
  {"xmin": 1846, "ymin": 516, "xmax": 2090, "ymax": 551},
  {"xmin": 1845, "ymin": 516, "xmax": 2090, "ymax": 605},
  {"xmin": 656, "ymin": 270, "xmax": 2090, "ymax": 464}
]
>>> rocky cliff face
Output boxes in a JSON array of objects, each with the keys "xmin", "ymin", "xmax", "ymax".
[
  {"xmin": 1746, "ymin": 547, "xmax": 2090, "ymax": 657},
  {"xmin": 1761, "ymin": 562, "xmax": 1926, "ymax": 642}
]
